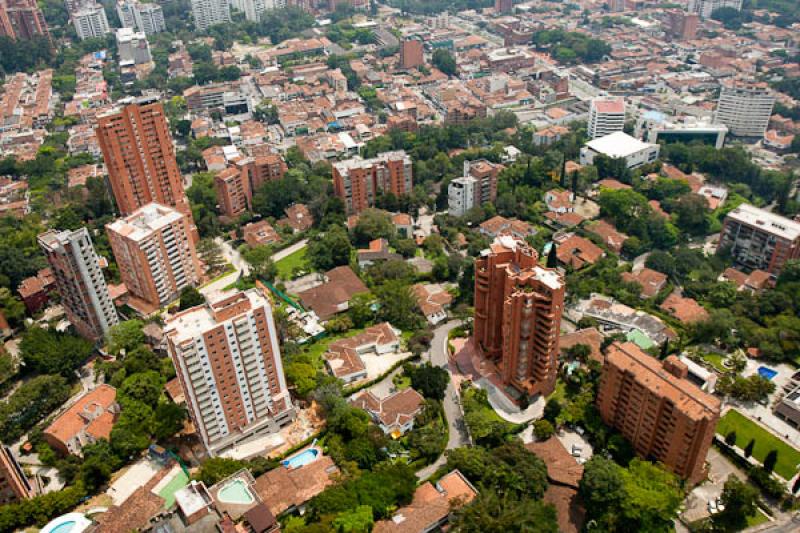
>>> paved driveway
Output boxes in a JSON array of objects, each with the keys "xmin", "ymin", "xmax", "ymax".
[
  {"xmin": 416, "ymin": 320, "xmax": 470, "ymax": 480},
  {"xmin": 682, "ymin": 447, "xmax": 745, "ymax": 524}
]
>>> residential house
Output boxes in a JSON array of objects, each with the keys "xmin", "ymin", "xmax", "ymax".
[
  {"xmin": 554, "ymin": 234, "xmax": 605, "ymax": 269},
  {"xmin": 413, "ymin": 283, "xmax": 453, "ymax": 325},
  {"xmin": 296, "ymin": 266, "xmax": 369, "ymax": 321},
  {"xmin": 544, "ymin": 189, "xmax": 575, "ymax": 214},
  {"xmin": 479, "ymin": 215, "xmax": 536, "ymax": 239},
  {"xmin": 357, "ymin": 238, "xmax": 402, "ymax": 268},
  {"xmin": 43, "ymin": 384, "xmax": 118, "ymax": 456},
  {"xmin": 253, "ymin": 454, "xmax": 339, "ymax": 517},
  {"xmin": 559, "ymin": 327, "xmax": 605, "ymax": 365},
  {"xmin": 324, "ymin": 322, "xmax": 400, "ymax": 383},
  {"xmin": 351, "ymin": 388, "xmax": 424, "ymax": 437},
  {"xmin": 718, "ymin": 267, "xmax": 772, "ymax": 293},
  {"xmin": 621, "ymin": 268, "xmax": 668, "ymax": 299},
  {"xmin": 243, "ymin": 220, "xmax": 281, "ymax": 248},
  {"xmin": 585, "ymin": 220, "xmax": 629, "ymax": 254},
  {"xmin": 372, "ymin": 470, "xmax": 477, "ymax": 533},
  {"xmin": 660, "ymin": 293, "xmax": 709, "ymax": 324}
]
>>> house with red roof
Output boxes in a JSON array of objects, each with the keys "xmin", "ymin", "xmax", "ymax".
[{"xmin": 44, "ymin": 384, "xmax": 118, "ymax": 456}]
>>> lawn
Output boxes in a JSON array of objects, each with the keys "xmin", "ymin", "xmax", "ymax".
[
  {"xmin": 699, "ymin": 352, "xmax": 727, "ymax": 373},
  {"xmin": 745, "ymin": 509, "xmax": 770, "ymax": 528},
  {"xmin": 716, "ymin": 409, "xmax": 800, "ymax": 480},
  {"xmin": 275, "ymin": 247, "xmax": 307, "ymax": 280},
  {"xmin": 158, "ymin": 469, "xmax": 189, "ymax": 509}
]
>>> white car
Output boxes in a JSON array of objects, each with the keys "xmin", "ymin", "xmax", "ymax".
[{"xmin": 707, "ymin": 500, "xmax": 718, "ymax": 513}]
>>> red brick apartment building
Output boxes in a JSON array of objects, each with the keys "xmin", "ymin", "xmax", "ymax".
[
  {"xmin": 597, "ymin": 342, "xmax": 721, "ymax": 485},
  {"xmin": 473, "ymin": 236, "xmax": 565, "ymax": 397},
  {"xmin": 332, "ymin": 151, "xmax": 413, "ymax": 214},
  {"xmin": 96, "ymin": 97, "xmax": 197, "ymax": 240},
  {"xmin": 214, "ymin": 155, "xmax": 288, "ymax": 219},
  {"xmin": 106, "ymin": 203, "xmax": 202, "ymax": 310},
  {"xmin": 0, "ymin": 0, "xmax": 51, "ymax": 44}
]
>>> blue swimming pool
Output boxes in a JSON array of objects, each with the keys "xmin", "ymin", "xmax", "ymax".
[
  {"xmin": 282, "ymin": 448, "xmax": 319, "ymax": 469},
  {"xmin": 758, "ymin": 366, "xmax": 778, "ymax": 380}
]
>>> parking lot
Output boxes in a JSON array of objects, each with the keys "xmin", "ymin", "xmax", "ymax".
[{"xmin": 682, "ymin": 447, "xmax": 745, "ymax": 524}]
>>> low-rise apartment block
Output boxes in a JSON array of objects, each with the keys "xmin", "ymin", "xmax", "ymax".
[
  {"xmin": 718, "ymin": 203, "xmax": 800, "ymax": 277},
  {"xmin": 596, "ymin": 342, "xmax": 721, "ymax": 485}
]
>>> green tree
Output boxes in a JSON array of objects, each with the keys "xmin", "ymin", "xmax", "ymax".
[
  {"xmin": 533, "ymin": 419, "xmax": 555, "ymax": 440},
  {"xmin": 713, "ymin": 476, "xmax": 760, "ymax": 532},
  {"xmin": 106, "ymin": 319, "xmax": 145, "ymax": 355},
  {"xmin": 178, "ymin": 286, "xmax": 205, "ymax": 310},
  {"xmin": 352, "ymin": 208, "xmax": 395, "ymax": 245},
  {"xmin": 374, "ymin": 280, "xmax": 423, "ymax": 331},
  {"xmin": 407, "ymin": 363, "xmax": 449, "ymax": 400},
  {"xmin": 243, "ymin": 245, "xmax": 278, "ymax": 282},
  {"xmin": 0, "ymin": 375, "xmax": 71, "ymax": 442},
  {"xmin": 450, "ymin": 488, "xmax": 558, "ymax": 533},
  {"xmin": 196, "ymin": 457, "xmax": 248, "ymax": 486},
  {"xmin": 744, "ymin": 439, "xmax": 755, "ymax": 458},
  {"xmin": 307, "ymin": 226, "xmax": 352, "ymax": 271},
  {"xmin": 20, "ymin": 327, "xmax": 94, "ymax": 377},
  {"xmin": 763, "ymin": 450, "xmax": 778, "ymax": 472},
  {"xmin": 619, "ymin": 459, "xmax": 684, "ymax": 531},
  {"xmin": 332, "ymin": 505, "xmax": 374, "ymax": 533},
  {"xmin": 672, "ymin": 193, "xmax": 710, "ymax": 235},
  {"xmin": 431, "ymin": 49, "xmax": 457, "ymax": 76},
  {"xmin": 0, "ymin": 288, "xmax": 25, "ymax": 327},
  {"xmin": 118, "ymin": 371, "xmax": 165, "ymax": 408},
  {"xmin": 725, "ymin": 430, "xmax": 737, "ymax": 446},
  {"xmin": 152, "ymin": 403, "xmax": 187, "ymax": 441}
]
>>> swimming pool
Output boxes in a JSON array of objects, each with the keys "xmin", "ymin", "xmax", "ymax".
[
  {"xmin": 282, "ymin": 448, "xmax": 319, "ymax": 469},
  {"xmin": 758, "ymin": 366, "xmax": 778, "ymax": 380},
  {"xmin": 217, "ymin": 478, "xmax": 255, "ymax": 505},
  {"xmin": 40, "ymin": 513, "xmax": 92, "ymax": 533}
]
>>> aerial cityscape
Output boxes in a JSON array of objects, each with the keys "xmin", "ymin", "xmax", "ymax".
[{"xmin": 0, "ymin": 0, "xmax": 799, "ymax": 531}]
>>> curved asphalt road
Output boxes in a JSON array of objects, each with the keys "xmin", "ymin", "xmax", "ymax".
[{"xmin": 416, "ymin": 319, "xmax": 470, "ymax": 480}]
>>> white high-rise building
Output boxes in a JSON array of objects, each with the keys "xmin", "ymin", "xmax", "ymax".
[
  {"xmin": 72, "ymin": 3, "xmax": 111, "ymax": 40},
  {"xmin": 38, "ymin": 228, "xmax": 119, "ymax": 341},
  {"xmin": 116, "ymin": 27, "xmax": 152, "ymax": 65},
  {"xmin": 165, "ymin": 289, "xmax": 295, "ymax": 455},
  {"xmin": 714, "ymin": 83, "xmax": 775, "ymax": 138},
  {"xmin": 688, "ymin": 0, "xmax": 743, "ymax": 19},
  {"xmin": 588, "ymin": 97, "xmax": 626, "ymax": 140},
  {"xmin": 230, "ymin": 0, "xmax": 284, "ymax": 21},
  {"xmin": 117, "ymin": 1, "xmax": 166, "ymax": 34},
  {"xmin": 448, "ymin": 176, "xmax": 479, "ymax": 217},
  {"xmin": 190, "ymin": 0, "xmax": 231, "ymax": 31}
]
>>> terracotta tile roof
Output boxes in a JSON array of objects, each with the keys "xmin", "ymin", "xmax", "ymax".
[
  {"xmin": 44, "ymin": 384, "xmax": 117, "ymax": 453},
  {"xmin": 94, "ymin": 460, "xmax": 170, "ymax": 531},
  {"xmin": 621, "ymin": 268, "xmax": 668, "ymax": 298},
  {"xmin": 324, "ymin": 323, "xmax": 399, "ymax": 379},
  {"xmin": 372, "ymin": 470, "xmax": 477, "ymax": 533},
  {"xmin": 585, "ymin": 220, "xmax": 628, "ymax": 254},
  {"xmin": 297, "ymin": 266, "xmax": 368, "ymax": 320},
  {"xmin": 649, "ymin": 199, "xmax": 669, "ymax": 218},
  {"xmin": 351, "ymin": 388, "xmax": 424, "ymax": 432},
  {"xmin": 525, "ymin": 437, "xmax": 584, "ymax": 489},
  {"xmin": 555, "ymin": 234, "xmax": 604, "ymax": 269},
  {"xmin": 412, "ymin": 284, "xmax": 453, "ymax": 319},
  {"xmin": 253, "ymin": 455, "xmax": 339, "ymax": 516},
  {"xmin": 282, "ymin": 203, "xmax": 313, "ymax": 232},
  {"xmin": 543, "ymin": 484, "xmax": 585, "ymax": 533},
  {"xmin": 660, "ymin": 293, "xmax": 708, "ymax": 324},
  {"xmin": 545, "ymin": 211, "xmax": 585, "ymax": 228},
  {"xmin": 559, "ymin": 328, "xmax": 604, "ymax": 364},
  {"xmin": 243, "ymin": 220, "xmax": 281, "ymax": 248},
  {"xmin": 392, "ymin": 213, "xmax": 413, "ymax": 226}
]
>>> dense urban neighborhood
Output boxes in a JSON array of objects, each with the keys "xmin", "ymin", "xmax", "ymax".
[{"xmin": 1, "ymin": 0, "xmax": 800, "ymax": 531}]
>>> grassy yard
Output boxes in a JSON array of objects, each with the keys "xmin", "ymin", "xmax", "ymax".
[
  {"xmin": 717, "ymin": 409, "xmax": 800, "ymax": 480},
  {"xmin": 275, "ymin": 247, "xmax": 307, "ymax": 280},
  {"xmin": 699, "ymin": 352, "xmax": 727, "ymax": 373},
  {"xmin": 745, "ymin": 509, "xmax": 770, "ymax": 528}
]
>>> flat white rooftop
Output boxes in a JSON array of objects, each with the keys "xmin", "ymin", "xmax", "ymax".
[
  {"xmin": 165, "ymin": 289, "xmax": 270, "ymax": 344},
  {"xmin": 106, "ymin": 203, "xmax": 183, "ymax": 242},
  {"xmin": 585, "ymin": 131, "xmax": 655, "ymax": 158},
  {"xmin": 726, "ymin": 203, "xmax": 800, "ymax": 242}
]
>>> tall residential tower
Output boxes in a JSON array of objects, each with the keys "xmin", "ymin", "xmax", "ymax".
[
  {"xmin": 106, "ymin": 203, "xmax": 202, "ymax": 311},
  {"xmin": 38, "ymin": 228, "xmax": 119, "ymax": 341},
  {"xmin": 165, "ymin": 289, "xmax": 295, "ymax": 455},
  {"xmin": 473, "ymin": 236, "xmax": 565, "ymax": 398},
  {"xmin": 96, "ymin": 97, "xmax": 197, "ymax": 240}
]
